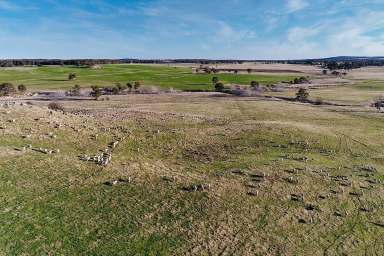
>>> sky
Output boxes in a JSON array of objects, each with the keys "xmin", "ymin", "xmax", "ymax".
[{"xmin": 1, "ymin": 0, "xmax": 384, "ymax": 59}]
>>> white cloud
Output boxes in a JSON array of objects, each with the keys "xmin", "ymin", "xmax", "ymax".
[{"xmin": 286, "ymin": 0, "xmax": 309, "ymax": 13}]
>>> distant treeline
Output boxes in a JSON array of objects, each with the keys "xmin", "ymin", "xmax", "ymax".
[
  {"xmin": 0, "ymin": 59, "xmax": 285, "ymax": 67},
  {"xmin": 1, "ymin": 57, "xmax": 384, "ymax": 70}
]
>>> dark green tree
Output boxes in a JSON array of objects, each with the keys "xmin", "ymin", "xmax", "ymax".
[
  {"xmin": 296, "ymin": 88, "xmax": 309, "ymax": 102},
  {"xmin": 17, "ymin": 84, "xmax": 27, "ymax": 93},
  {"xmin": 215, "ymin": 82, "xmax": 225, "ymax": 92}
]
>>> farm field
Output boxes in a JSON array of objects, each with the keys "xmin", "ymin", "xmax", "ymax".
[
  {"xmin": 0, "ymin": 64, "xmax": 384, "ymax": 255},
  {"xmin": 0, "ymin": 64, "xmax": 299, "ymax": 91}
]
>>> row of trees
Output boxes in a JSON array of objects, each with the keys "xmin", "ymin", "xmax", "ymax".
[
  {"xmin": 212, "ymin": 77, "xmax": 263, "ymax": 92},
  {"xmin": 67, "ymin": 82, "xmax": 142, "ymax": 100},
  {"xmin": 0, "ymin": 83, "xmax": 26, "ymax": 96}
]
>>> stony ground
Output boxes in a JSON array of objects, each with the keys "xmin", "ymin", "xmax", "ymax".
[{"xmin": 0, "ymin": 86, "xmax": 383, "ymax": 255}]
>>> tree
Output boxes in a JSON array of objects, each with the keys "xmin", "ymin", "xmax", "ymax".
[
  {"xmin": 250, "ymin": 81, "xmax": 260, "ymax": 89},
  {"xmin": 0, "ymin": 83, "xmax": 16, "ymax": 96},
  {"xmin": 90, "ymin": 86, "xmax": 101, "ymax": 100},
  {"xmin": 296, "ymin": 88, "xmax": 309, "ymax": 102},
  {"xmin": 17, "ymin": 84, "xmax": 27, "ymax": 93},
  {"xmin": 68, "ymin": 73, "xmax": 77, "ymax": 80},
  {"xmin": 322, "ymin": 70, "xmax": 328, "ymax": 75},
  {"xmin": 126, "ymin": 83, "xmax": 133, "ymax": 91},
  {"xmin": 212, "ymin": 77, "xmax": 219, "ymax": 85},
  {"xmin": 215, "ymin": 82, "xmax": 225, "ymax": 92}
]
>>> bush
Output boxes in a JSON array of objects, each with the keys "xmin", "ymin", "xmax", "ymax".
[
  {"xmin": 212, "ymin": 77, "xmax": 219, "ymax": 84},
  {"xmin": 17, "ymin": 84, "xmax": 27, "ymax": 93},
  {"xmin": 250, "ymin": 81, "xmax": 260, "ymax": 89},
  {"xmin": 0, "ymin": 83, "xmax": 16, "ymax": 96},
  {"xmin": 373, "ymin": 97, "xmax": 384, "ymax": 111},
  {"xmin": 293, "ymin": 77, "xmax": 310, "ymax": 84},
  {"xmin": 134, "ymin": 81, "xmax": 141, "ymax": 90},
  {"xmin": 68, "ymin": 73, "xmax": 77, "ymax": 80},
  {"xmin": 90, "ymin": 86, "xmax": 101, "ymax": 100},
  {"xmin": 296, "ymin": 88, "xmax": 309, "ymax": 102},
  {"xmin": 112, "ymin": 86, "xmax": 120, "ymax": 95},
  {"xmin": 48, "ymin": 102, "xmax": 64, "ymax": 111},
  {"xmin": 215, "ymin": 82, "xmax": 225, "ymax": 92}
]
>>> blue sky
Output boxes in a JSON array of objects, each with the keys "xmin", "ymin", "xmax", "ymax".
[{"xmin": 1, "ymin": 0, "xmax": 384, "ymax": 59}]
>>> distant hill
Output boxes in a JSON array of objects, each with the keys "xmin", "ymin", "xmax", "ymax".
[{"xmin": 308, "ymin": 56, "xmax": 384, "ymax": 62}]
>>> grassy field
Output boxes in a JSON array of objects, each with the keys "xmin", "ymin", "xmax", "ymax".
[
  {"xmin": 0, "ymin": 89, "xmax": 383, "ymax": 255},
  {"xmin": 0, "ymin": 64, "xmax": 299, "ymax": 91}
]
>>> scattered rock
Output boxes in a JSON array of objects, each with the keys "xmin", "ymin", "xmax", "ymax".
[
  {"xmin": 104, "ymin": 177, "xmax": 132, "ymax": 186},
  {"xmin": 247, "ymin": 190, "xmax": 259, "ymax": 196},
  {"xmin": 182, "ymin": 183, "xmax": 211, "ymax": 192},
  {"xmin": 291, "ymin": 194, "xmax": 304, "ymax": 202},
  {"xmin": 334, "ymin": 210, "xmax": 346, "ymax": 217},
  {"xmin": 305, "ymin": 204, "xmax": 316, "ymax": 211}
]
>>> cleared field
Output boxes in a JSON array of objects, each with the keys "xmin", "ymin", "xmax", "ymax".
[
  {"xmin": 0, "ymin": 64, "xmax": 299, "ymax": 91},
  {"xmin": 0, "ymin": 88, "xmax": 383, "ymax": 255},
  {"xmin": 264, "ymin": 80, "xmax": 384, "ymax": 106}
]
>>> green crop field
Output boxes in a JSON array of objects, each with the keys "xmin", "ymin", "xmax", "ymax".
[{"xmin": 0, "ymin": 64, "xmax": 299, "ymax": 91}]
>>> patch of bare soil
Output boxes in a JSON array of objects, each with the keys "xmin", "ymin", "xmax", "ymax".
[{"xmin": 347, "ymin": 66, "xmax": 384, "ymax": 80}]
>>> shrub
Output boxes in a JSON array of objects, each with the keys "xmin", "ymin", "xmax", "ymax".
[
  {"xmin": 0, "ymin": 83, "xmax": 16, "ymax": 96},
  {"xmin": 212, "ymin": 77, "xmax": 219, "ymax": 85},
  {"xmin": 17, "ymin": 84, "xmax": 27, "ymax": 93},
  {"xmin": 250, "ymin": 81, "xmax": 260, "ymax": 89},
  {"xmin": 215, "ymin": 82, "xmax": 225, "ymax": 92},
  {"xmin": 293, "ymin": 77, "xmax": 310, "ymax": 84},
  {"xmin": 112, "ymin": 86, "xmax": 120, "ymax": 95},
  {"xmin": 68, "ymin": 73, "xmax": 77, "ymax": 80},
  {"xmin": 134, "ymin": 81, "xmax": 141, "ymax": 90},
  {"xmin": 126, "ymin": 83, "xmax": 133, "ymax": 90},
  {"xmin": 48, "ymin": 102, "xmax": 64, "ymax": 111},
  {"xmin": 373, "ymin": 97, "xmax": 384, "ymax": 111},
  {"xmin": 90, "ymin": 86, "xmax": 101, "ymax": 100},
  {"xmin": 296, "ymin": 88, "xmax": 309, "ymax": 102}
]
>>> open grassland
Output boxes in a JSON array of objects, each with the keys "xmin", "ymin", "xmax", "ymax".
[
  {"xmin": 0, "ymin": 64, "xmax": 299, "ymax": 91},
  {"xmin": 0, "ymin": 89, "xmax": 383, "ymax": 255},
  {"xmin": 262, "ymin": 79, "xmax": 384, "ymax": 107}
]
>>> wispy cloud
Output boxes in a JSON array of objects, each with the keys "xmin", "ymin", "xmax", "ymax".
[
  {"xmin": 1, "ymin": 0, "xmax": 384, "ymax": 59},
  {"xmin": 286, "ymin": 0, "xmax": 309, "ymax": 13}
]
